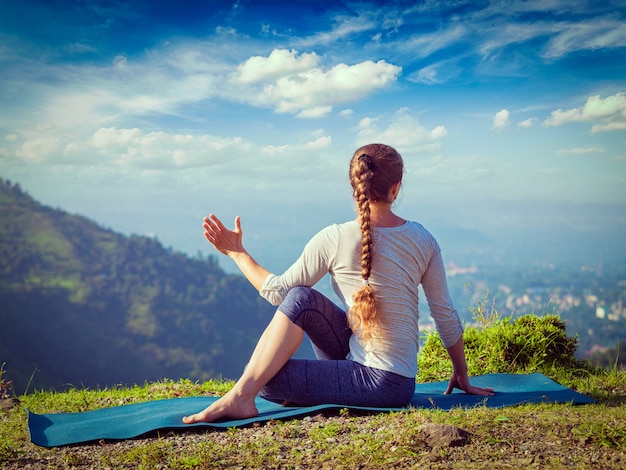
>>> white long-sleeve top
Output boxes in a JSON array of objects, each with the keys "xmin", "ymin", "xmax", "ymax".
[{"xmin": 259, "ymin": 220, "xmax": 463, "ymax": 378}]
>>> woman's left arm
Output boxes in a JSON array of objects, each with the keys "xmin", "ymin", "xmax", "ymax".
[
  {"xmin": 421, "ymin": 245, "xmax": 493, "ymax": 396},
  {"xmin": 444, "ymin": 337, "xmax": 494, "ymax": 396}
]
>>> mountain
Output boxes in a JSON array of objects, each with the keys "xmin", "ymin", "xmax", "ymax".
[{"xmin": 0, "ymin": 179, "xmax": 277, "ymax": 393}]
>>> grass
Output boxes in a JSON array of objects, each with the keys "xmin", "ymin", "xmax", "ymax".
[
  {"xmin": 2, "ymin": 307, "xmax": 626, "ymax": 468},
  {"xmin": 1, "ymin": 369, "xmax": 625, "ymax": 468}
]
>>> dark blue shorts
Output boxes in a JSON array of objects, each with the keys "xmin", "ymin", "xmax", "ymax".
[{"xmin": 258, "ymin": 286, "xmax": 415, "ymax": 407}]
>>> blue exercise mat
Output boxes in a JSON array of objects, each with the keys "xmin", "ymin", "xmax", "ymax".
[{"xmin": 28, "ymin": 372, "xmax": 595, "ymax": 447}]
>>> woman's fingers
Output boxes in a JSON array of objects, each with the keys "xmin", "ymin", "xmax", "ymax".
[
  {"xmin": 202, "ymin": 215, "xmax": 224, "ymax": 248},
  {"xmin": 445, "ymin": 374, "xmax": 495, "ymax": 396},
  {"xmin": 444, "ymin": 377, "xmax": 455, "ymax": 394},
  {"xmin": 468, "ymin": 385, "xmax": 495, "ymax": 396},
  {"xmin": 209, "ymin": 213, "xmax": 228, "ymax": 231},
  {"xmin": 202, "ymin": 214, "xmax": 243, "ymax": 255}
]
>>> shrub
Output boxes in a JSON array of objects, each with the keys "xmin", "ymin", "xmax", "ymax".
[{"xmin": 417, "ymin": 310, "xmax": 579, "ymax": 383}]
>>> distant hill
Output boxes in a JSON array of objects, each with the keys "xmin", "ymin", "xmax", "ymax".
[{"xmin": 0, "ymin": 178, "xmax": 277, "ymax": 393}]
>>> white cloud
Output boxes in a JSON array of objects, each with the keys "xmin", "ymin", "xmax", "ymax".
[
  {"xmin": 215, "ymin": 26, "xmax": 238, "ymax": 36},
  {"xmin": 8, "ymin": 126, "xmax": 337, "ymax": 182},
  {"xmin": 387, "ymin": 3, "xmax": 626, "ymax": 83},
  {"xmin": 297, "ymin": 106, "xmax": 333, "ymax": 119},
  {"xmin": 356, "ymin": 108, "xmax": 447, "ymax": 155},
  {"xmin": 234, "ymin": 49, "xmax": 320, "ymax": 83},
  {"xmin": 401, "ymin": 25, "xmax": 467, "ymax": 60},
  {"xmin": 9, "ymin": 127, "xmax": 253, "ymax": 170},
  {"xmin": 531, "ymin": 167, "xmax": 565, "ymax": 179},
  {"xmin": 518, "ymin": 118, "xmax": 538, "ymax": 128},
  {"xmin": 406, "ymin": 59, "xmax": 465, "ymax": 86},
  {"xmin": 35, "ymin": 122, "xmax": 56, "ymax": 132},
  {"xmin": 236, "ymin": 53, "xmax": 401, "ymax": 117},
  {"xmin": 544, "ymin": 92, "xmax": 626, "ymax": 132},
  {"xmin": 15, "ymin": 138, "xmax": 60, "ymax": 162},
  {"xmin": 546, "ymin": 92, "xmax": 626, "ymax": 123},
  {"xmin": 473, "ymin": 3, "xmax": 626, "ymax": 61},
  {"xmin": 408, "ymin": 154, "xmax": 490, "ymax": 185},
  {"xmin": 64, "ymin": 42, "xmax": 97, "ymax": 55},
  {"xmin": 542, "ymin": 18, "xmax": 626, "ymax": 59},
  {"xmin": 410, "ymin": 65, "xmax": 439, "ymax": 85},
  {"xmin": 41, "ymin": 90, "xmax": 120, "ymax": 131},
  {"xmin": 592, "ymin": 122, "xmax": 626, "ymax": 133},
  {"xmin": 304, "ymin": 135, "xmax": 332, "ymax": 149},
  {"xmin": 4, "ymin": 43, "xmax": 231, "ymax": 137},
  {"xmin": 492, "ymin": 109, "xmax": 511, "ymax": 130},
  {"xmin": 295, "ymin": 14, "xmax": 375, "ymax": 48},
  {"xmin": 4, "ymin": 42, "xmax": 399, "ymax": 138},
  {"xmin": 91, "ymin": 127, "xmax": 143, "ymax": 149},
  {"xmin": 556, "ymin": 147, "xmax": 605, "ymax": 156}
]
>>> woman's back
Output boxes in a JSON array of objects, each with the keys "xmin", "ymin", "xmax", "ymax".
[{"xmin": 328, "ymin": 220, "xmax": 461, "ymax": 377}]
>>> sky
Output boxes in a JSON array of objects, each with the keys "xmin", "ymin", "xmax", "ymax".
[{"xmin": 1, "ymin": 0, "xmax": 625, "ymax": 272}]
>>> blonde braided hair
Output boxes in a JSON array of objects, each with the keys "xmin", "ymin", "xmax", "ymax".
[{"xmin": 348, "ymin": 144, "xmax": 404, "ymax": 343}]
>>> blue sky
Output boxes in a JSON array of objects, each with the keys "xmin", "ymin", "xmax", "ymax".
[{"xmin": 1, "ymin": 0, "xmax": 625, "ymax": 270}]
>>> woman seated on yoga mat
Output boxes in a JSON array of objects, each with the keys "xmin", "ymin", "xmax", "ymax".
[{"xmin": 183, "ymin": 143, "xmax": 494, "ymax": 424}]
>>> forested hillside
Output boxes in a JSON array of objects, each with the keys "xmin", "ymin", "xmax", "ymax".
[{"xmin": 0, "ymin": 179, "xmax": 276, "ymax": 393}]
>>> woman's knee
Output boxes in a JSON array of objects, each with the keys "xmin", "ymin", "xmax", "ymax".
[
  {"xmin": 284, "ymin": 286, "xmax": 315, "ymax": 302},
  {"xmin": 278, "ymin": 286, "xmax": 317, "ymax": 322}
]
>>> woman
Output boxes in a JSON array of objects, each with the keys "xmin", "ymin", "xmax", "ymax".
[{"xmin": 183, "ymin": 143, "xmax": 493, "ymax": 424}]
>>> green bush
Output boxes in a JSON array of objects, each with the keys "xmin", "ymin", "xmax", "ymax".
[{"xmin": 417, "ymin": 313, "xmax": 579, "ymax": 383}]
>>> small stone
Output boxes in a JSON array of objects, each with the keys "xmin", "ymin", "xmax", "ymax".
[
  {"xmin": 0, "ymin": 398, "xmax": 19, "ymax": 410},
  {"xmin": 417, "ymin": 423, "xmax": 470, "ymax": 448}
]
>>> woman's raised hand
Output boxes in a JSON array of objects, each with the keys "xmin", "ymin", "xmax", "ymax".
[
  {"xmin": 203, "ymin": 214, "xmax": 244, "ymax": 257},
  {"xmin": 202, "ymin": 214, "xmax": 270, "ymax": 291}
]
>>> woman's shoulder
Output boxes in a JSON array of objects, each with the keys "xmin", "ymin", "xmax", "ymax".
[
  {"xmin": 383, "ymin": 219, "xmax": 429, "ymax": 235},
  {"xmin": 400, "ymin": 220, "xmax": 441, "ymax": 249},
  {"xmin": 405, "ymin": 219, "xmax": 428, "ymax": 233},
  {"xmin": 320, "ymin": 219, "xmax": 360, "ymax": 234},
  {"xmin": 308, "ymin": 220, "xmax": 358, "ymax": 244}
]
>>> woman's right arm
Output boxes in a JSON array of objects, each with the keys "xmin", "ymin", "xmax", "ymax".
[{"xmin": 202, "ymin": 214, "xmax": 270, "ymax": 292}]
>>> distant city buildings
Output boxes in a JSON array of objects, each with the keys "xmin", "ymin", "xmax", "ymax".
[
  {"xmin": 445, "ymin": 261, "xmax": 477, "ymax": 276},
  {"xmin": 437, "ymin": 261, "xmax": 626, "ymax": 358}
]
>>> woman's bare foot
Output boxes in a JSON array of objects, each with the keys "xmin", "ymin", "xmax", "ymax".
[{"xmin": 182, "ymin": 390, "xmax": 259, "ymax": 424}]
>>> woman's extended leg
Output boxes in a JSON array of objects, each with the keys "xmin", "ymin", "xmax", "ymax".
[{"xmin": 182, "ymin": 311, "xmax": 303, "ymax": 423}]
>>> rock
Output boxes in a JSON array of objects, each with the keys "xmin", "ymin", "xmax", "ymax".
[
  {"xmin": 0, "ymin": 398, "xmax": 20, "ymax": 411},
  {"xmin": 418, "ymin": 423, "xmax": 470, "ymax": 448}
]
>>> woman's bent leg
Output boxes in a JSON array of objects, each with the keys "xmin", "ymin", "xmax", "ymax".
[
  {"xmin": 279, "ymin": 286, "xmax": 352, "ymax": 360},
  {"xmin": 182, "ymin": 311, "xmax": 303, "ymax": 423}
]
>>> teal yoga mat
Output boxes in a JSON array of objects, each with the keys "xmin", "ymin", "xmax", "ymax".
[{"xmin": 28, "ymin": 372, "xmax": 595, "ymax": 447}]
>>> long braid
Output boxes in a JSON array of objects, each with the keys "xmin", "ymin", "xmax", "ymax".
[
  {"xmin": 348, "ymin": 144, "xmax": 404, "ymax": 345},
  {"xmin": 348, "ymin": 154, "xmax": 378, "ymax": 343},
  {"xmin": 356, "ymin": 165, "xmax": 373, "ymax": 282}
]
